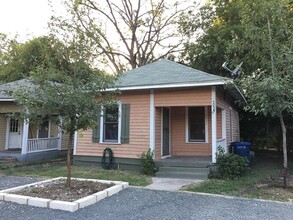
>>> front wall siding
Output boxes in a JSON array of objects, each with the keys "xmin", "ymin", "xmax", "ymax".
[
  {"xmin": 76, "ymin": 92, "xmax": 150, "ymax": 159},
  {"xmin": 171, "ymin": 107, "xmax": 212, "ymax": 156},
  {"xmin": 154, "ymin": 107, "xmax": 162, "ymax": 160},
  {"xmin": 216, "ymin": 88, "xmax": 240, "ymax": 143},
  {"xmin": 155, "ymin": 87, "xmax": 211, "ymax": 106},
  {"xmin": 0, "ymin": 102, "xmax": 21, "ymax": 113}
]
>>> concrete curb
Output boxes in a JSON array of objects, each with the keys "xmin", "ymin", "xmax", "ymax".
[
  {"xmin": 0, "ymin": 177, "xmax": 129, "ymax": 212},
  {"xmin": 181, "ymin": 190, "xmax": 293, "ymax": 206}
]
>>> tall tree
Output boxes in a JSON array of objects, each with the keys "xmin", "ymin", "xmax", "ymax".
[
  {"xmin": 2, "ymin": 37, "xmax": 116, "ymax": 187},
  {"xmin": 179, "ymin": 0, "xmax": 243, "ymax": 76},
  {"xmin": 237, "ymin": 0, "xmax": 293, "ymax": 187},
  {"xmin": 0, "ymin": 36, "xmax": 72, "ymax": 82},
  {"xmin": 50, "ymin": 0, "xmax": 194, "ymax": 73},
  {"xmin": 180, "ymin": 0, "xmax": 293, "ymax": 187}
]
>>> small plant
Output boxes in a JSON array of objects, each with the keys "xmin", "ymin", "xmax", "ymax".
[
  {"xmin": 216, "ymin": 146, "xmax": 247, "ymax": 179},
  {"xmin": 139, "ymin": 149, "xmax": 156, "ymax": 175}
]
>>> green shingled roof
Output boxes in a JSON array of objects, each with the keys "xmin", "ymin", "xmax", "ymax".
[{"xmin": 116, "ymin": 59, "xmax": 230, "ymax": 88}]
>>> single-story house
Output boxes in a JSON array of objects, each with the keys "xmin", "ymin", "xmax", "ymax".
[
  {"xmin": 0, "ymin": 80, "xmax": 69, "ymax": 161},
  {"xmin": 74, "ymin": 60, "xmax": 245, "ymax": 171}
]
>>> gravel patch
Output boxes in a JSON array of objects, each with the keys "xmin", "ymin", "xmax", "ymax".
[{"xmin": 0, "ymin": 177, "xmax": 293, "ymax": 220}]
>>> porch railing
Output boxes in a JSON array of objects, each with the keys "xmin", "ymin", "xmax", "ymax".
[
  {"xmin": 27, "ymin": 137, "xmax": 59, "ymax": 153},
  {"xmin": 217, "ymin": 138, "xmax": 227, "ymax": 152}
]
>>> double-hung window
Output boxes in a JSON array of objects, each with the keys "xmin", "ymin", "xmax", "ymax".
[
  {"xmin": 103, "ymin": 105, "xmax": 120, "ymax": 143},
  {"xmin": 187, "ymin": 107, "xmax": 206, "ymax": 143},
  {"xmin": 92, "ymin": 103, "xmax": 130, "ymax": 144}
]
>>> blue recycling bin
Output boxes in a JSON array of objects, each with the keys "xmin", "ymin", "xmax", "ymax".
[{"xmin": 231, "ymin": 142, "xmax": 251, "ymax": 162}]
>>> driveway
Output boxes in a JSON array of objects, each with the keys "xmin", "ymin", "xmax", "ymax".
[{"xmin": 0, "ymin": 176, "xmax": 292, "ymax": 220}]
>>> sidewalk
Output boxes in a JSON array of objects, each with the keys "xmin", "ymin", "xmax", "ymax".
[{"xmin": 145, "ymin": 177, "xmax": 203, "ymax": 191}]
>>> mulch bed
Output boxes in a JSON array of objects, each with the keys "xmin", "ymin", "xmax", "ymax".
[{"xmin": 15, "ymin": 179, "xmax": 115, "ymax": 202}]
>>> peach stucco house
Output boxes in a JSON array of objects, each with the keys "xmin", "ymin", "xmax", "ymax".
[{"xmin": 74, "ymin": 60, "xmax": 245, "ymax": 172}]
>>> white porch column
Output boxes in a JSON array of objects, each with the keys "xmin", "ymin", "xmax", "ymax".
[
  {"xmin": 222, "ymin": 109, "xmax": 227, "ymax": 152},
  {"xmin": 211, "ymin": 86, "xmax": 217, "ymax": 163},
  {"xmin": 21, "ymin": 120, "xmax": 29, "ymax": 155},
  {"xmin": 58, "ymin": 117, "xmax": 63, "ymax": 150},
  {"xmin": 73, "ymin": 131, "xmax": 78, "ymax": 155},
  {"xmin": 150, "ymin": 89, "xmax": 155, "ymax": 152}
]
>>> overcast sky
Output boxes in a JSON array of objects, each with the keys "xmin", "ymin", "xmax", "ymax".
[
  {"xmin": 0, "ymin": 0, "xmax": 205, "ymax": 42},
  {"xmin": 0, "ymin": 0, "xmax": 61, "ymax": 40}
]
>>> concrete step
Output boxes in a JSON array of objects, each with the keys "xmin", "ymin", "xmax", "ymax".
[
  {"xmin": 159, "ymin": 166, "xmax": 209, "ymax": 173},
  {"xmin": 156, "ymin": 171, "xmax": 209, "ymax": 180},
  {"xmin": 0, "ymin": 156, "xmax": 17, "ymax": 163},
  {"xmin": 156, "ymin": 161, "xmax": 210, "ymax": 168}
]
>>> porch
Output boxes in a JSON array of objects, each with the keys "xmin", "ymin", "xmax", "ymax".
[
  {"xmin": 0, "ymin": 137, "xmax": 61, "ymax": 162},
  {"xmin": 150, "ymin": 86, "xmax": 240, "ymax": 163},
  {"xmin": 155, "ymin": 156, "xmax": 212, "ymax": 179},
  {"xmin": 0, "ymin": 115, "xmax": 62, "ymax": 161}
]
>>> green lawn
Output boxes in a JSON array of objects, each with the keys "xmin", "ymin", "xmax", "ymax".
[
  {"xmin": 1, "ymin": 161, "xmax": 152, "ymax": 186},
  {"xmin": 182, "ymin": 156, "xmax": 293, "ymax": 202}
]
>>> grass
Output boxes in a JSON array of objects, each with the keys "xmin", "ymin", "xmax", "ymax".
[
  {"xmin": 1, "ymin": 161, "xmax": 152, "ymax": 186},
  {"xmin": 182, "ymin": 156, "xmax": 293, "ymax": 202}
]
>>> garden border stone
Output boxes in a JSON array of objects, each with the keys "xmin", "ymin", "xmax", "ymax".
[{"xmin": 0, "ymin": 177, "xmax": 129, "ymax": 212}]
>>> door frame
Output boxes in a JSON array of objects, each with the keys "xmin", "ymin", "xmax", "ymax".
[
  {"xmin": 161, "ymin": 107, "xmax": 171, "ymax": 157},
  {"xmin": 5, "ymin": 118, "xmax": 22, "ymax": 150}
]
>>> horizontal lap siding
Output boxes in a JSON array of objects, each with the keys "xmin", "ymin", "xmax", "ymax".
[
  {"xmin": 216, "ymin": 88, "xmax": 240, "ymax": 143},
  {"xmin": 61, "ymin": 133, "xmax": 70, "ymax": 150},
  {"xmin": 76, "ymin": 92, "xmax": 150, "ymax": 159},
  {"xmin": 0, "ymin": 115, "xmax": 7, "ymax": 151},
  {"xmin": 154, "ymin": 107, "xmax": 161, "ymax": 160},
  {"xmin": 155, "ymin": 87, "xmax": 211, "ymax": 106},
  {"xmin": 217, "ymin": 108, "xmax": 222, "ymax": 139},
  {"xmin": 171, "ymin": 107, "xmax": 212, "ymax": 156},
  {"xmin": 0, "ymin": 102, "xmax": 21, "ymax": 113}
]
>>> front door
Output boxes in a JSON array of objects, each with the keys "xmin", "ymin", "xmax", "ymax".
[
  {"xmin": 162, "ymin": 107, "xmax": 170, "ymax": 156},
  {"xmin": 8, "ymin": 119, "xmax": 22, "ymax": 149}
]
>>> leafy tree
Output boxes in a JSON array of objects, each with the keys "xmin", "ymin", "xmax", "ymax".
[
  {"xmin": 179, "ymin": 0, "xmax": 243, "ymax": 76},
  {"xmin": 180, "ymin": 0, "xmax": 293, "ymax": 187},
  {"xmin": 0, "ymin": 36, "xmax": 72, "ymax": 82},
  {"xmin": 3, "ymin": 38, "xmax": 116, "ymax": 187},
  {"xmin": 50, "ymin": 0, "xmax": 194, "ymax": 73},
  {"xmin": 235, "ymin": 0, "xmax": 293, "ymax": 188}
]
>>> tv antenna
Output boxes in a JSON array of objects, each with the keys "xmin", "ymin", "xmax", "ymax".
[{"xmin": 222, "ymin": 62, "xmax": 243, "ymax": 76}]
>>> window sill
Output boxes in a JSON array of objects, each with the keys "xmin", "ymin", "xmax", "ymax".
[
  {"xmin": 185, "ymin": 141, "xmax": 209, "ymax": 144},
  {"xmin": 99, "ymin": 142, "xmax": 121, "ymax": 145}
]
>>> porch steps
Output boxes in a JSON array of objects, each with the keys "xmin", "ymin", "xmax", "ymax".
[
  {"xmin": 0, "ymin": 156, "xmax": 17, "ymax": 163},
  {"xmin": 156, "ymin": 166, "xmax": 210, "ymax": 180}
]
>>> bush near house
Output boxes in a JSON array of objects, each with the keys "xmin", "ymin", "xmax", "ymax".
[
  {"xmin": 139, "ymin": 149, "xmax": 156, "ymax": 175},
  {"xmin": 216, "ymin": 147, "xmax": 247, "ymax": 179}
]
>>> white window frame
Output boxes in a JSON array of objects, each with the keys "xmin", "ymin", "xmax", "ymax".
[
  {"xmin": 37, "ymin": 120, "xmax": 51, "ymax": 139},
  {"xmin": 99, "ymin": 102, "xmax": 122, "ymax": 144},
  {"xmin": 185, "ymin": 106, "xmax": 208, "ymax": 143}
]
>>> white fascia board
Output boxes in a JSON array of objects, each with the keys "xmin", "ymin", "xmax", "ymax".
[
  {"xmin": 0, "ymin": 99, "xmax": 14, "ymax": 101},
  {"xmin": 105, "ymin": 80, "xmax": 232, "ymax": 91}
]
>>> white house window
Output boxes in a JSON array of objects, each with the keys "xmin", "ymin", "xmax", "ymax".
[
  {"xmin": 187, "ymin": 107, "xmax": 206, "ymax": 142},
  {"xmin": 101, "ymin": 104, "xmax": 121, "ymax": 143},
  {"xmin": 39, "ymin": 121, "xmax": 49, "ymax": 138}
]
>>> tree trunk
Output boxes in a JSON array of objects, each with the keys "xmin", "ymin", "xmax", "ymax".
[
  {"xmin": 66, "ymin": 131, "xmax": 74, "ymax": 187},
  {"xmin": 279, "ymin": 114, "xmax": 288, "ymax": 188}
]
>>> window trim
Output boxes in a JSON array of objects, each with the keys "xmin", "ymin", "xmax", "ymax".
[
  {"xmin": 99, "ymin": 102, "xmax": 122, "ymax": 144},
  {"xmin": 185, "ymin": 106, "xmax": 208, "ymax": 143},
  {"xmin": 38, "ymin": 120, "xmax": 50, "ymax": 139}
]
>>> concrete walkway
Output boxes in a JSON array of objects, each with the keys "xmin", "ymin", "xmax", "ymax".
[{"xmin": 145, "ymin": 177, "xmax": 203, "ymax": 191}]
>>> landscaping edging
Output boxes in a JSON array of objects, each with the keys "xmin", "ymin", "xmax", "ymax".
[{"xmin": 0, "ymin": 177, "xmax": 129, "ymax": 212}]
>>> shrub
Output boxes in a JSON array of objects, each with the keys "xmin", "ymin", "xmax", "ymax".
[
  {"xmin": 216, "ymin": 146, "xmax": 247, "ymax": 179},
  {"xmin": 139, "ymin": 149, "xmax": 156, "ymax": 175}
]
